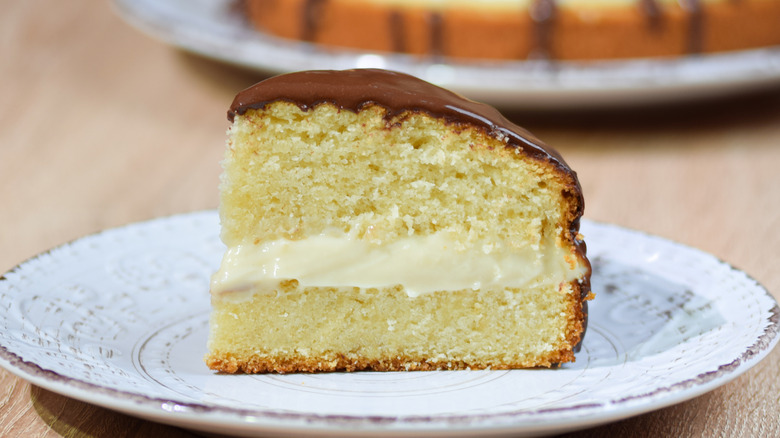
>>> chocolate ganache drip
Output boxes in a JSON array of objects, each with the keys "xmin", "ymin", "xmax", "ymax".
[
  {"xmin": 301, "ymin": 0, "xmax": 326, "ymax": 41},
  {"xmin": 389, "ymin": 10, "xmax": 406, "ymax": 53},
  {"xmin": 428, "ymin": 11, "xmax": 445, "ymax": 58},
  {"xmin": 680, "ymin": 0, "xmax": 704, "ymax": 53},
  {"xmin": 530, "ymin": 0, "xmax": 557, "ymax": 59},
  {"xmin": 640, "ymin": 0, "xmax": 663, "ymax": 30}
]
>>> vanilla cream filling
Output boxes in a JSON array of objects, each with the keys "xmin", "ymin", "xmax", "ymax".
[{"xmin": 211, "ymin": 232, "xmax": 586, "ymax": 299}]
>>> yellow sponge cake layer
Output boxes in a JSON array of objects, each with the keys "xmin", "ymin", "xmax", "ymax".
[
  {"xmin": 208, "ymin": 284, "xmax": 584, "ymax": 373},
  {"xmin": 205, "ymin": 69, "xmax": 591, "ymax": 373}
]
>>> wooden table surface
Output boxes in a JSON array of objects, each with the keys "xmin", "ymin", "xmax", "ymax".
[{"xmin": 2, "ymin": 2, "xmax": 779, "ymax": 437}]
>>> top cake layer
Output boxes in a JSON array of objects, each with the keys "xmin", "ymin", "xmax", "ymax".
[
  {"xmin": 229, "ymin": 69, "xmax": 570, "ymax": 170},
  {"xmin": 224, "ymin": 69, "xmax": 584, "ymax": 244}
]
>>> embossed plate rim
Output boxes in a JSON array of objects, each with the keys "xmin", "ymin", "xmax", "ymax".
[
  {"xmin": 0, "ymin": 211, "xmax": 778, "ymax": 437},
  {"xmin": 111, "ymin": 0, "xmax": 780, "ymax": 108}
]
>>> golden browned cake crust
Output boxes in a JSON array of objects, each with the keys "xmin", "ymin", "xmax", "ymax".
[
  {"xmin": 244, "ymin": 0, "xmax": 780, "ymax": 60},
  {"xmin": 205, "ymin": 69, "xmax": 592, "ymax": 373}
]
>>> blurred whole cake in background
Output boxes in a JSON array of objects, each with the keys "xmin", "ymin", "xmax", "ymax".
[{"xmin": 243, "ymin": 0, "xmax": 780, "ymax": 60}]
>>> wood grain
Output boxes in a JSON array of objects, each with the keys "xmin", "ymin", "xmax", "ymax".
[{"xmin": 1, "ymin": 1, "xmax": 778, "ymax": 437}]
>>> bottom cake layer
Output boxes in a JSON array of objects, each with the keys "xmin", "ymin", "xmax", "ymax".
[{"xmin": 205, "ymin": 282, "xmax": 585, "ymax": 373}]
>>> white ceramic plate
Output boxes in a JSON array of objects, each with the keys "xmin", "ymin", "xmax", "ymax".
[
  {"xmin": 111, "ymin": 0, "xmax": 780, "ymax": 108},
  {"xmin": 0, "ymin": 211, "xmax": 778, "ymax": 437}
]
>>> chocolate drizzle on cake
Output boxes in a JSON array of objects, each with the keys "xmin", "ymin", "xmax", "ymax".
[
  {"xmin": 640, "ymin": 0, "xmax": 663, "ymax": 30},
  {"xmin": 428, "ymin": 12, "xmax": 445, "ymax": 58},
  {"xmin": 389, "ymin": 10, "xmax": 406, "ymax": 53},
  {"xmin": 301, "ymin": 0, "xmax": 327, "ymax": 41},
  {"xmin": 639, "ymin": 0, "xmax": 705, "ymax": 52},
  {"xmin": 526, "ymin": 0, "xmax": 703, "ymax": 58},
  {"xmin": 525, "ymin": 0, "xmax": 710, "ymax": 58},
  {"xmin": 529, "ymin": 0, "xmax": 557, "ymax": 60},
  {"xmin": 680, "ymin": 0, "xmax": 704, "ymax": 53}
]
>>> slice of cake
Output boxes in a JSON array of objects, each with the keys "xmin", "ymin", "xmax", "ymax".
[{"xmin": 205, "ymin": 69, "xmax": 592, "ymax": 373}]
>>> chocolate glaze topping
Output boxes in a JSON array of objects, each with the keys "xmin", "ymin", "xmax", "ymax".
[
  {"xmin": 229, "ymin": 69, "xmax": 590, "ymax": 331},
  {"xmin": 301, "ymin": 0, "xmax": 326, "ymax": 41},
  {"xmin": 428, "ymin": 12, "xmax": 444, "ymax": 58},
  {"xmin": 530, "ymin": 0, "xmax": 557, "ymax": 59},
  {"xmin": 640, "ymin": 0, "xmax": 663, "ymax": 30},
  {"xmin": 680, "ymin": 0, "xmax": 704, "ymax": 53},
  {"xmin": 389, "ymin": 10, "xmax": 406, "ymax": 53}
]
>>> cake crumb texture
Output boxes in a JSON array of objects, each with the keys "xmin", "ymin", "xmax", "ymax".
[
  {"xmin": 207, "ymin": 76, "xmax": 590, "ymax": 373},
  {"xmin": 219, "ymin": 102, "xmax": 580, "ymax": 249},
  {"xmin": 206, "ymin": 283, "xmax": 584, "ymax": 373}
]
